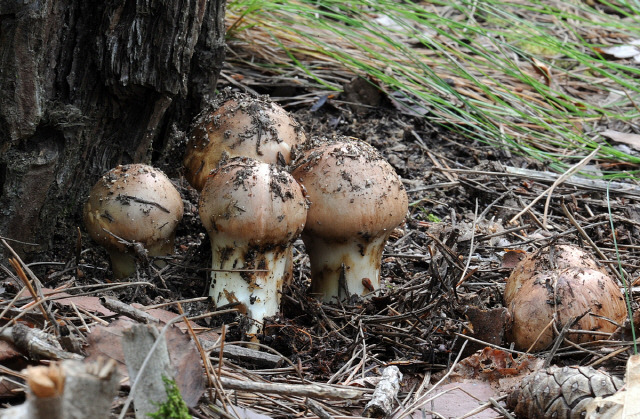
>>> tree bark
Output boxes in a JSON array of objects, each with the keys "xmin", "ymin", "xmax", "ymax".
[{"xmin": 0, "ymin": 0, "xmax": 226, "ymax": 258}]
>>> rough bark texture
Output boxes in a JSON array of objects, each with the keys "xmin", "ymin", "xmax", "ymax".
[{"xmin": 0, "ymin": 0, "xmax": 226, "ymax": 258}]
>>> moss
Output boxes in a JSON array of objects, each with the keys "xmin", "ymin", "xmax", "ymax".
[
  {"xmin": 147, "ymin": 376, "xmax": 190, "ymax": 419},
  {"xmin": 426, "ymin": 213, "xmax": 442, "ymax": 223}
]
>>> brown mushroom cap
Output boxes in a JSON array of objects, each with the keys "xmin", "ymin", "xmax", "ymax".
[
  {"xmin": 83, "ymin": 164, "xmax": 184, "ymax": 277},
  {"xmin": 507, "ymin": 267, "xmax": 626, "ymax": 352},
  {"xmin": 291, "ymin": 138, "xmax": 408, "ymax": 240},
  {"xmin": 504, "ymin": 244, "xmax": 607, "ymax": 306},
  {"xmin": 184, "ymin": 90, "xmax": 307, "ymax": 191},
  {"xmin": 199, "ymin": 159, "xmax": 307, "ymax": 245}
]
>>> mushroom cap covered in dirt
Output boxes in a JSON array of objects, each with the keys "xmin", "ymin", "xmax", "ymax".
[
  {"xmin": 183, "ymin": 90, "xmax": 307, "ymax": 191},
  {"xmin": 198, "ymin": 158, "xmax": 307, "ymax": 336},
  {"xmin": 83, "ymin": 164, "xmax": 184, "ymax": 278},
  {"xmin": 290, "ymin": 137, "xmax": 408, "ymax": 301},
  {"xmin": 199, "ymin": 158, "xmax": 308, "ymax": 245},
  {"xmin": 506, "ymin": 267, "xmax": 626, "ymax": 352},
  {"xmin": 504, "ymin": 244, "xmax": 607, "ymax": 306}
]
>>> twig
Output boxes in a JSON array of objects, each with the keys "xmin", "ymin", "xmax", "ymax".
[
  {"xmin": 362, "ymin": 366, "xmax": 402, "ymax": 418},
  {"xmin": 457, "ymin": 198, "xmax": 478, "ymax": 288},
  {"xmin": 218, "ymin": 377, "xmax": 366, "ymax": 400},
  {"xmin": 100, "ymin": 297, "xmax": 159, "ymax": 324},
  {"xmin": 509, "ymin": 146, "xmax": 600, "ymax": 227},
  {"xmin": 306, "ymin": 399, "xmax": 334, "ymax": 419}
]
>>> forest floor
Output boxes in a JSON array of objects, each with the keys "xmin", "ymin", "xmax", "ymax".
[
  {"xmin": 2, "ymin": 66, "xmax": 638, "ymax": 418},
  {"xmin": 3, "ymin": 2, "xmax": 640, "ymax": 418}
]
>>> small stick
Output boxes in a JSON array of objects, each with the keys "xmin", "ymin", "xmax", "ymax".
[
  {"xmin": 8, "ymin": 258, "xmax": 52, "ymax": 326},
  {"xmin": 306, "ymin": 399, "xmax": 334, "ymax": 419},
  {"xmin": 218, "ymin": 377, "xmax": 365, "ymax": 400},
  {"xmin": 363, "ymin": 366, "xmax": 403, "ymax": 418},
  {"xmin": 100, "ymin": 297, "xmax": 159, "ymax": 324}
]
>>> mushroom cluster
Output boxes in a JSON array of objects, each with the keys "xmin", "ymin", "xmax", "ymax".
[
  {"xmin": 83, "ymin": 164, "xmax": 184, "ymax": 278},
  {"xmin": 505, "ymin": 245, "xmax": 626, "ymax": 352},
  {"xmin": 84, "ymin": 91, "xmax": 408, "ymax": 341},
  {"xmin": 183, "ymin": 93, "xmax": 407, "ymax": 331}
]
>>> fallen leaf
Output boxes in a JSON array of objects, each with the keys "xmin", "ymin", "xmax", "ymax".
[
  {"xmin": 0, "ymin": 375, "xmax": 23, "ymax": 399},
  {"xmin": 601, "ymin": 129, "xmax": 640, "ymax": 151},
  {"xmin": 129, "ymin": 304, "xmax": 220, "ymax": 350},
  {"xmin": 399, "ymin": 380, "xmax": 503, "ymax": 419},
  {"xmin": 501, "ymin": 249, "xmax": 527, "ymax": 269},
  {"xmin": 442, "ymin": 347, "xmax": 543, "ymax": 391},
  {"xmin": 84, "ymin": 319, "xmax": 205, "ymax": 407},
  {"xmin": 18, "ymin": 287, "xmax": 116, "ymax": 316},
  {"xmin": 463, "ymin": 307, "xmax": 509, "ymax": 353},
  {"xmin": 598, "ymin": 43, "xmax": 640, "ymax": 59},
  {"xmin": 0, "ymin": 341, "xmax": 22, "ymax": 363}
]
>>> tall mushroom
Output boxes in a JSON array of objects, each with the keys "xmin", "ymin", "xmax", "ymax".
[
  {"xmin": 183, "ymin": 89, "xmax": 307, "ymax": 192},
  {"xmin": 199, "ymin": 158, "xmax": 307, "ymax": 336},
  {"xmin": 291, "ymin": 138, "xmax": 408, "ymax": 302},
  {"xmin": 83, "ymin": 164, "xmax": 184, "ymax": 278}
]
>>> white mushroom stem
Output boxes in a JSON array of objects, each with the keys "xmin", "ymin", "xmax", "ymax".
[
  {"xmin": 105, "ymin": 237, "xmax": 174, "ymax": 279},
  {"xmin": 305, "ymin": 235, "xmax": 389, "ymax": 301},
  {"xmin": 209, "ymin": 244, "xmax": 288, "ymax": 335}
]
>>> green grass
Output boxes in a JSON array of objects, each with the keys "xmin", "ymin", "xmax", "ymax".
[{"xmin": 226, "ymin": 0, "xmax": 640, "ymax": 178}]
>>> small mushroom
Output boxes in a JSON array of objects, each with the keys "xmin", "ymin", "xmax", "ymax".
[
  {"xmin": 504, "ymin": 244, "xmax": 607, "ymax": 306},
  {"xmin": 291, "ymin": 138, "xmax": 408, "ymax": 302},
  {"xmin": 199, "ymin": 158, "xmax": 307, "ymax": 336},
  {"xmin": 83, "ymin": 164, "xmax": 184, "ymax": 278},
  {"xmin": 183, "ymin": 89, "xmax": 307, "ymax": 192},
  {"xmin": 507, "ymin": 267, "xmax": 626, "ymax": 352}
]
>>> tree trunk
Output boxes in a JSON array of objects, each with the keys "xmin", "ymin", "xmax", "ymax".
[{"xmin": 0, "ymin": 0, "xmax": 226, "ymax": 258}]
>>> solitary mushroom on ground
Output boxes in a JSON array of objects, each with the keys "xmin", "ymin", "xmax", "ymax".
[
  {"xmin": 506, "ymin": 267, "xmax": 626, "ymax": 351},
  {"xmin": 291, "ymin": 137, "xmax": 408, "ymax": 302},
  {"xmin": 183, "ymin": 89, "xmax": 307, "ymax": 192},
  {"xmin": 83, "ymin": 164, "xmax": 184, "ymax": 278},
  {"xmin": 199, "ymin": 158, "xmax": 307, "ymax": 336}
]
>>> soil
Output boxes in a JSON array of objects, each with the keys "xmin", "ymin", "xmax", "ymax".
[{"xmin": 4, "ymin": 68, "xmax": 640, "ymax": 417}]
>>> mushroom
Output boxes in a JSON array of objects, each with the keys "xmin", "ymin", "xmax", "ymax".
[
  {"xmin": 291, "ymin": 137, "xmax": 408, "ymax": 302},
  {"xmin": 506, "ymin": 267, "xmax": 626, "ymax": 351},
  {"xmin": 183, "ymin": 89, "xmax": 307, "ymax": 192},
  {"xmin": 83, "ymin": 164, "xmax": 184, "ymax": 278},
  {"xmin": 504, "ymin": 244, "xmax": 607, "ymax": 306},
  {"xmin": 198, "ymin": 158, "xmax": 307, "ymax": 336}
]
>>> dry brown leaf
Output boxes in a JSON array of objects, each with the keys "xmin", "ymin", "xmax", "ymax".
[
  {"xmin": 445, "ymin": 347, "xmax": 543, "ymax": 391},
  {"xmin": 84, "ymin": 318, "xmax": 205, "ymax": 407},
  {"xmin": 402, "ymin": 381, "xmax": 503, "ymax": 419},
  {"xmin": 501, "ymin": 249, "xmax": 527, "ymax": 269},
  {"xmin": 0, "ymin": 340, "xmax": 22, "ymax": 363},
  {"xmin": 18, "ymin": 287, "xmax": 116, "ymax": 316},
  {"xmin": 0, "ymin": 377, "xmax": 23, "ymax": 399}
]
